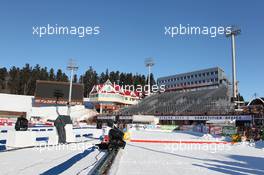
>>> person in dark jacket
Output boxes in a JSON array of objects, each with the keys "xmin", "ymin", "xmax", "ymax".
[
  {"xmin": 54, "ymin": 116, "xmax": 66, "ymax": 144},
  {"xmin": 15, "ymin": 116, "xmax": 28, "ymax": 131}
]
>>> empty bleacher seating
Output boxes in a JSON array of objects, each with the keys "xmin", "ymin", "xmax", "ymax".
[{"xmin": 118, "ymin": 85, "xmax": 233, "ymax": 115}]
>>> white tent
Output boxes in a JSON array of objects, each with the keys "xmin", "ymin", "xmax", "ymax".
[
  {"xmin": 0, "ymin": 93, "xmax": 98, "ymax": 121},
  {"xmin": 0, "ymin": 93, "xmax": 33, "ymax": 117}
]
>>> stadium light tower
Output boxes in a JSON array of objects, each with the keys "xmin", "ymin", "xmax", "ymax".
[
  {"xmin": 67, "ymin": 59, "xmax": 78, "ymax": 116},
  {"xmin": 226, "ymin": 26, "xmax": 241, "ymax": 101},
  {"xmin": 145, "ymin": 58, "xmax": 155, "ymax": 96}
]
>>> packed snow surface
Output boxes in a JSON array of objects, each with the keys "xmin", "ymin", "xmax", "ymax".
[
  {"xmin": 0, "ymin": 140, "xmax": 104, "ymax": 175},
  {"xmin": 1, "ymin": 129, "xmax": 264, "ymax": 175},
  {"xmin": 114, "ymin": 130, "xmax": 264, "ymax": 175}
]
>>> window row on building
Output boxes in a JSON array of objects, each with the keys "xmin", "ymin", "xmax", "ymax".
[
  {"xmin": 158, "ymin": 71, "xmax": 218, "ymax": 84},
  {"xmin": 164, "ymin": 78, "xmax": 219, "ymax": 88}
]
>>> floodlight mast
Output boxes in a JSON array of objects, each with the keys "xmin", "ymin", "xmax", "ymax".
[
  {"xmin": 226, "ymin": 27, "xmax": 241, "ymax": 101},
  {"xmin": 145, "ymin": 58, "xmax": 155, "ymax": 96},
  {"xmin": 67, "ymin": 59, "xmax": 78, "ymax": 116}
]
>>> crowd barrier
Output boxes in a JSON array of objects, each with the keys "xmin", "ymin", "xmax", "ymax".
[
  {"xmin": 0, "ymin": 125, "xmax": 103, "ymax": 151},
  {"xmin": 0, "ymin": 139, "xmax": 6, "ymax": 151}
]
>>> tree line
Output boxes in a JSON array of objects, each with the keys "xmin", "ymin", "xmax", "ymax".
[{"xmin": 0, "ymin": 64, "xmax": 155, "ymax": 97}]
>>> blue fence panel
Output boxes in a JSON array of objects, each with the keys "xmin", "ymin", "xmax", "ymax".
[
  {"xmin": 0, "ymin": 145, "xmax": 6, "ymax": 151},
  {"xmin": 36, "ymin": 137, "xmax": 49, "ymax": 142},
  {"xmin": 82, "ymin": 133, "xmax": 93, "ymax": 138},
  {"xmin": 0, "ymin": 139, "xmax": 7, "ymax": 151},
  {"xmin": 0, "ymin": 140, "xmax": 6, "ymax": 144}
]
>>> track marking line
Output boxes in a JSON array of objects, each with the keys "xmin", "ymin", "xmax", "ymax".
[{"xmin": 130, "ymin": 139, "xmax": 231, "ymax": 144}]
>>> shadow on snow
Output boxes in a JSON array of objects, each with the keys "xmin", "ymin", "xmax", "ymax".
[{"xmin": 40, "ymin": 146, "xmax": 96, "ymax": 175}]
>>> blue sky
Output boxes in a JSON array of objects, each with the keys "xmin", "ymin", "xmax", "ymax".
[{"xmin": 0, "ymin": 0, "xmax": 263, "ymax": 100}]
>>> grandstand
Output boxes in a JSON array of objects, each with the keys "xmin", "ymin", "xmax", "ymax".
[{"xmin": 118, "ymin": 85, "xmax": 233, "ymax": 115}]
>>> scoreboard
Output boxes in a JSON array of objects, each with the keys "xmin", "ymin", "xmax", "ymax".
[{"xmin": 35, "ymin": 80, "xmax": 84, "ymax": 105}]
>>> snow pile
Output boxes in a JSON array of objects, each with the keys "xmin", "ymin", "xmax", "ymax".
[
  {"xmin": 235, "ymin": 140, "xmax": 264, "ymax": 150},
  {"xmin": 202, "ymin": 133, "xmax": 231, "ymax": 142}
]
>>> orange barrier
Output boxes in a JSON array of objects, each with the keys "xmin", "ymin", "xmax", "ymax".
[{"xmin": 130, "ymin": 139, "xmax": 230, "ymax": 144}]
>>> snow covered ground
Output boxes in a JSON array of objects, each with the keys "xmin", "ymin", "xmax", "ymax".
[
  {"xmin": 129, "ymin": 130, "xmax": 229, "ymax": 141},
  {"xmin": 0, "ymin": 140, "xmax": 104, "ymax": 175},
  {"xmin": 114, "ymin": 130, "xmax": 264, "ymax": 175},
  {"xmin": 1, "ymin": 129, "xmax": 264, "ymax": 175},
  {"xmin": 0, "ymin": 125, "xmax": 106, "ymax": 175}
]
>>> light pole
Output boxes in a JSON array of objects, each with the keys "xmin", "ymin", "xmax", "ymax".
[
  {"xmin": 67, "ymin": 59, "xmax": 78, "ymax": 116},
  {"xmin": 145, "ymin": 58, "xmax": 155, "ymax": 96},
  {"xmin": 226, "ymin": 27, "xmax": 241, "ymax": 101}
]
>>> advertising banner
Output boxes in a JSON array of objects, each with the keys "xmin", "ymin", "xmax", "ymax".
[{"xmin": 222, "ymin": 126, "xmax": 237, "ymax": 135}]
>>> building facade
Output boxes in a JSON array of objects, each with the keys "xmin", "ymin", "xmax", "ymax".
[
  {"xmin": 157, "ymin": 67, "xmax": 228, "ymax": 91},
  {"xmin": 89, "ymin": 80, "xmax": 141, "ymax": 113}
]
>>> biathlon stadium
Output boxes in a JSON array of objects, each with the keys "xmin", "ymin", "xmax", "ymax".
[
  {"xmin": 0, "ymin": 63, "xmax": 264, "ymax": 175},
  {"xmin": 95, "ymin": 66, "xmax": 262, "ymax": 135},
  {"xmin": 1, "ymin": 1, "xmax": 264, "ymax": 174},
  {"xmin": 0, "ymin": 64, "xmax": 264, "ymax": 174}
]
